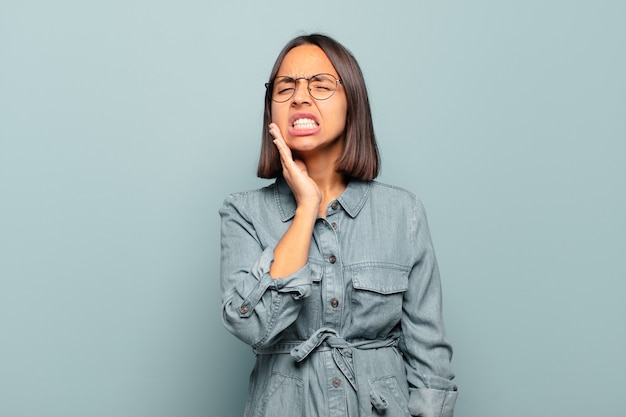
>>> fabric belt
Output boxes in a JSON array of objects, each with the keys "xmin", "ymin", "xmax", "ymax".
[{"xmin": 253, "ymin": 327, "xmax": 398, "ymax": 416}]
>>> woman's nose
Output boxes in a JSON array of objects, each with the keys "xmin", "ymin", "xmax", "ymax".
[{"xmin": 291, "ymin": 80, "xmax": 311, "ymax": 104}]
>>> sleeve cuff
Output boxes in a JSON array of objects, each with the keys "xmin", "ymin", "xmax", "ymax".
[
  {"xmin": 238, "ymin": 249, "xmax": 314, "ymax": 318},
  {"xmin": 408, "ymin": 387, "xmax": 458, "ymax": 417}
]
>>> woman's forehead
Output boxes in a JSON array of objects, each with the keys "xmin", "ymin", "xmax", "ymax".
[{"xmin": 277, "ymin": 45, "xmax": 338, "ymax": 78}]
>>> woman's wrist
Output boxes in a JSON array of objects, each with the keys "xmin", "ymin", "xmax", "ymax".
[{"xmin": 295, "ymin": 203, "xmax": 319, "ymax": 221}]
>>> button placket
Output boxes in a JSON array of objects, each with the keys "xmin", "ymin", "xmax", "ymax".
[{"xmin": 315, "ymin": 202, "xmax": 343, "ymax": 330}]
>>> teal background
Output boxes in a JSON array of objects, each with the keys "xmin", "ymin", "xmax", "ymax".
[{"xmin": 1, "ymin": 1, "xmax": 624, "ymax": 416}]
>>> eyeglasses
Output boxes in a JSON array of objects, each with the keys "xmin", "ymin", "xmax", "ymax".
[{"xmin": 266, "ymin": 73, "xmax": 343, "ymax": 103}]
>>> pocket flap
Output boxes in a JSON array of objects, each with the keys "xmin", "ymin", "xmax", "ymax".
[{"xmin": 351, "ymin": 264, "xmax": 409, "ymax": 294}]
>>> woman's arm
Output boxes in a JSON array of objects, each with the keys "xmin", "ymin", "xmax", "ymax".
[
  {"xmin": 401, "ymin": 198, "xmax": 458, "ymax": 417},
  {"xmin": 220, "ymin": 124, "xmax": 321, "ymax": 347},
  {"xmin": 220, "ymin": 195, "xmax": 316, "ymax": 348},
  {"xmin": 268, "ymin": 123, "xmax": 321, "ymax": 278}
]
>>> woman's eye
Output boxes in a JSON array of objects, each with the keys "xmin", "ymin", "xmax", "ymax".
[
  {"xmin": 273, "ymin": 78, "xmax": 295, "ymax": 96},
  {"xmin": 311, "ymin": 83, "xmax": 331, "ymax": 91},
  {"xmin": 274, "ymin": 83, "xmax": 294, "ymax": 95}
]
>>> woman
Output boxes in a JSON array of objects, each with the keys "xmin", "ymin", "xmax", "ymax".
[{"xmin": 220, "ymin": 33, "xmax": 457, "ymax": 417}]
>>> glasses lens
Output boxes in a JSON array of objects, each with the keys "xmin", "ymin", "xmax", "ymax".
[
  {"xmin": 270, "ymin": 74, "xmax": 339, "ymax": 102},
  {"xmin": 272, "ymin": 77, "xmax": 295, "ymax": 103},
  {"xmin": 309, "ymin": 74, "xmax": 338, "ymax": 100}
]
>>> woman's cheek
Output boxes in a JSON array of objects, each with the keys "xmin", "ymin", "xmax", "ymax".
[{"xmin": 270, "ymin": 111, "xmax": 289, "ymax": 136}]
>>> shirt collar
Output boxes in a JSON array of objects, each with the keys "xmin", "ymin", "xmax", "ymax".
[{"xmin": 275, "ymin": 176, "xmax": 371, "ymax": 222}]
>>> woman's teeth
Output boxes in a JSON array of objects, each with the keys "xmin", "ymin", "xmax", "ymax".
[{"xmin": 293, "ymin": 118, "xmax": 317, "ymax": 129}]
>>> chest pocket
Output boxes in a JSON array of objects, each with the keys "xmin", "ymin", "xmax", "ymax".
[{"xmin": 348, "ymin": 263, "xmax": 409, "ymax": 338}]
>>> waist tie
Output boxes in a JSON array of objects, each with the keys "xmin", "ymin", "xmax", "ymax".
[{"xmin": 254, "ymin": 327, "xmax": 398, "ymax": 416}]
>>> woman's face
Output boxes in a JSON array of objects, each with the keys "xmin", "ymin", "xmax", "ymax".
[{"xmin": 271, "ymin": 44, "xmax": 348, "ymax": 159}]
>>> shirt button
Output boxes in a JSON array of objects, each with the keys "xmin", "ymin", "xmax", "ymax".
[
  {"xmin": 329, "ymin": 255, "xmax": 336, "ymax": 264},
  {"xmin": 330, "ymin": 201, "xmax": 339, "ymax": 210},
  {"xmin": 332, "ymin": 377, "xmax": 341, "ymax": 388},
  {"xmin": 331, "ymin": 222, "xmax": 338, "ymax": 230},
  {"xmin": 330, "ymin": 298, "xmax": 339, "ymax": 308},
  {"xmin": 239, "ymin": 305, "xmax": 249, "ymax": 314}
]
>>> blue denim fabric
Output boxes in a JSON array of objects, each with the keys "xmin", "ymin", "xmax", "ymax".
[{"xmin": 220, "ymin": 178, "xmax": 457, "ymax": 417}]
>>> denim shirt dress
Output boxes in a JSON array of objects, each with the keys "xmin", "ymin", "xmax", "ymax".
[{"xmin": 220, "ymin": 178, "xmax": 457, "ymax": 417}]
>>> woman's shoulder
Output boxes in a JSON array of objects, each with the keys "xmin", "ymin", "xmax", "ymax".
[
  {"xmin": 220, "ymin": 182, "xmax": 277, "ymax": 211},
  {"xmin": 368, "ymin": 180, "xmax": 420, "ymax": 202},
  {"xmin": 224, "ymin": 182, "xmax": 275, "ymax": 199},
  {"xmin": 365, "ymin": 180, "xmax": 430, "ymax": 217}
]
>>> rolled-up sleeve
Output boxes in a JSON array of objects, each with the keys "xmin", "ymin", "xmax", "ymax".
[
  {"xmin": 220, "ymin": 195, "xmax": 312, "ymax": 348},
  {"xmin": 401, "ymin": 198, "xmax": 458, "ymax": 417}
]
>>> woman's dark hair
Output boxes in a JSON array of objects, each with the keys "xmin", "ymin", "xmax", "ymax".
[{"xmin": 257, "ymin": 33, "xmax": 380, "ymax": 180}]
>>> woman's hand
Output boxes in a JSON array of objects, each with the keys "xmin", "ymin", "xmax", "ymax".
[
  {"xmin": 269, "ymin": 123, "xmax": 321, "ymax": 213},
  {"xmin": 267, "ymin": 123, "xmax": 320, "ymax": 278}
]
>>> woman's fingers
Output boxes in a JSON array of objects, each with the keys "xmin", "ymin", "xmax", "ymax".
[
  {"xmin": 269, "ymin": 124, "xmax": 290, "ymax": 161},
  {"xmin": 269, "ymin": 123, "xmax": 321, "ymax": 207},
  {"xmin": 269, "ymin": 123, "xmax": 297, "ymax": 170}
]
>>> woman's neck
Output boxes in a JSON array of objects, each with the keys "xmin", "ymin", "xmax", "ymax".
[
  {"xmin": 304, "ymin": 163, "xmax": 347, "ymax": 217},
  {"xmin": 294, "ymin": 143, "xmax": 347, "ymax": 216}
]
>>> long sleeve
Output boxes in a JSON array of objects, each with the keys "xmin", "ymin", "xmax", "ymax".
[
  {"xmin": 219, "ymin": 194, "xmax": 314, "ymax": 348},
  {"xmin": 400, "ymin": 198, "xmax": 458, "ymax": 417}
]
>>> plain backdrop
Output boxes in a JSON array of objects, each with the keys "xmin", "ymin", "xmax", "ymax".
[{"xmin": 1, "ymin": 1, "xmax": 625, "ymax": 416}]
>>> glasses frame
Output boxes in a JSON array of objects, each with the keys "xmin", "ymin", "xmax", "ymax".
[{"xmin": 265, "ymin": 73, "xmax": 343, "ymax": 103}]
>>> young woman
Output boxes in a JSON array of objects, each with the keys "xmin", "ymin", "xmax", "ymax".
[{"xmin": 220, "ymin": 33, "xmax": 457, "ymax": 417}]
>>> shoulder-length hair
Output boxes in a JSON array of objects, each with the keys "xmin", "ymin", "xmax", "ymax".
[{"xmin": 257, "ymin": 33, "xmax": 380, "ymax": 180}]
